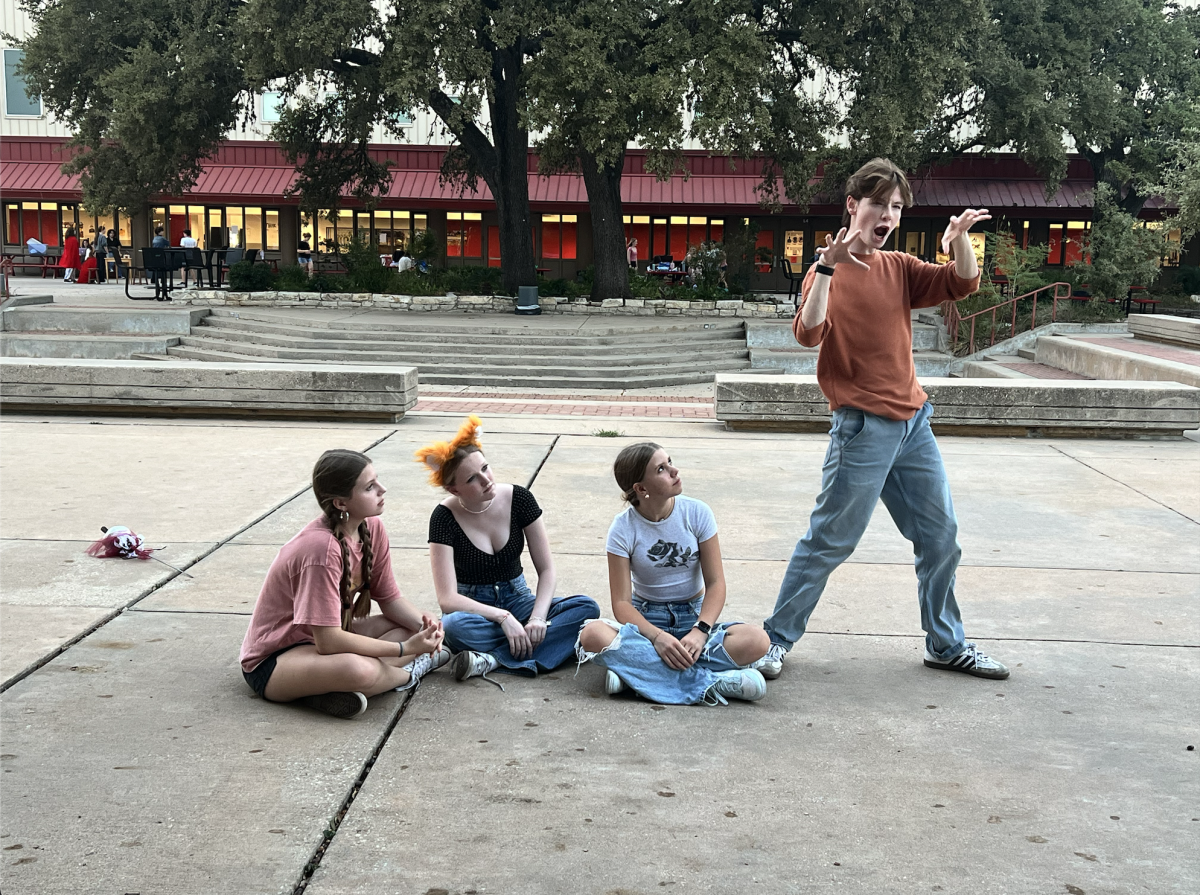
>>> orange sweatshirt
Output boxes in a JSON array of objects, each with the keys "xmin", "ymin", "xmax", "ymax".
[{"xmin": 794, "ymin": 251, "xmax": 980, "ymax": 420}]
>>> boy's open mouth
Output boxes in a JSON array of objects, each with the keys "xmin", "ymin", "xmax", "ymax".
[{"xmin": 873, "ymin": 225, "xmax": 890, "ymax": 238}]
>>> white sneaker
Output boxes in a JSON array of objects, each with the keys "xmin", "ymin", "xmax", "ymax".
[
  {"xmin": 752, "ymin": 643, "xmax": 787, "ymax": 680},
  {"xmin": 451, "ymin": 650, "xmax": 503, "ymax": 689},
  {"xmin": 924, "ymin": 642, "xmax": 1010, "ymax": 680},
  {"xmin": 604, "ymin": 670, "xmax": 628, "ymax": 695},
  {"xmin": 712, "ymin": 668, "xmax": 767, "ymax": 702},
  {"xmin": 396, "ymin": 647, "xmax": 452, "ymax": 691}
]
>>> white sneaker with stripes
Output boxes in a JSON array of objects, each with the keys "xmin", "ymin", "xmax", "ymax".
[{"xmin": 924, "ymin": 642, "xmax": 1010, "ymax": 679}]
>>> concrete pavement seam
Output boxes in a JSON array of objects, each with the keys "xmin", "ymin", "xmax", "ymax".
[
  {"xmin": 1049, "ymin": 444, "xmax": 1200, "ymax": 526},
  {"xmin": 0, "ymin": 428, "xmax": 401, "ymax": 693},
  {"xmin": 524, "ymin": 434, "xmax": 560, "ymax": 489}
]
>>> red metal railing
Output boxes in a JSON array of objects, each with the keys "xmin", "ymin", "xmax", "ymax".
[{"xmin": 942, "ymin": 281, "xmax": 1073, "ymax": 355}]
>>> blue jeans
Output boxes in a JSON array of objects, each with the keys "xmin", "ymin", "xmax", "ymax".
[
  {"xmin": 586, "ymin": 597, "xmax": 745, "ymax": 705},
  {"xmin": 765, "ymin": 402, "xmax": 966, "ymax": 661},
  {"xmin": 442, "ymin": 575, "xmax": 599, "ymax": 675}
]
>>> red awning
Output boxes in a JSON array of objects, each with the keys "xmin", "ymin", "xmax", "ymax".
[
  {"xmin": 1, "ymin": 161, "xmax": 80, "ymax": 199},
  {"xmin": 910, "ymin": 178, "xmax": 1094, "ymax": 210}
]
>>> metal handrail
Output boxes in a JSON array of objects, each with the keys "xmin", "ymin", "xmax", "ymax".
[{"xmin": 942, "ymin": 281, "xmax": 1073, "ymax": 355}]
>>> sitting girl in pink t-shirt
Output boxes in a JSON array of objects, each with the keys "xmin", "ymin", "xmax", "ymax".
[{"xmin": 240, "ymin": 449, "xmax": 449, "ymax": 718}]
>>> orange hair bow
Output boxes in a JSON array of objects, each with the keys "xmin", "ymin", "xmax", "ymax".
[{"xmin": 414, "ymin": 414, "xmax": 483, "ymax": 487}]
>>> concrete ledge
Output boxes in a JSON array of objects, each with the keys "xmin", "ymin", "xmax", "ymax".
[
  {"xmin": 1035, "ymin": 334, "xmax": 1200, "ymax": 388},
  {"xmin": 0, "ymin": 293, "xmax": 54, "ymax": 315},
  {"xmin": 1128, "ymin": 313, "xmax": 1200, "ymax": 349},
  {"xmin": 714, "ymin": 374, "xmax": 1200, "ymax": 437},
  {"xmin": 1, "ymin": 333, "xmax": 181, "ymax": 359},
  {"xmin": 1, "ymin": 305, "xmax": 208, "ymax": 335},
  {"xmin": 0, "ymin": 358, "xmax": 418, "ymax": 421}
]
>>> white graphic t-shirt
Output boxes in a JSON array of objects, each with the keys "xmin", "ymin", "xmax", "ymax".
[{"xmin": 606, "ymin": 496, "xmax": 718, "ymax": 603}]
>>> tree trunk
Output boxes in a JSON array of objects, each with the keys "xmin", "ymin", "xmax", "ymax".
[
  {"xmin": 487, "ymin": 46, "xmax": 537, "ymax": 293},
  {"xmin": 580, "ymin": 147, "xmax": 630, "ymax": 301}
]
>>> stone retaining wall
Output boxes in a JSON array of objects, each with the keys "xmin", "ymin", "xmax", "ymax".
[{"xmin": 176, "ymin": 290, "xmax": 795, "ymax": 319}]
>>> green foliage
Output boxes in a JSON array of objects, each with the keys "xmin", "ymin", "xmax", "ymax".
[
  {"xmin": 1147, "ymin": 127, "xmax": 1200, "ymax": 243},
  {"xmin": 986, "ymin": 230, "xmax": 1052, "ymax": 297},
  {"xmin": 275, "ymin": 264, "xmax": 312, "ymax": 292},
  {"xmin": 1075, "ymin": 185, "xmax": 1166, "ymax": 301},
  {"xmin": 17, "ymin": 0, "xmax": 249, "ymax": 212},
  {"xmin": 228, "ymin": 261, "xmax": 277, "ymax": 293},
  {"xmin": 592, "ymin": 429, "xmax": 624, "ymax": 438},
  {"xmin": 409, "ymin": 229, "xmax": 442, "ymax": 265},
  {"xmin": 341, "ymin": 233, "xmax": 398, "ymax": 294},
  {"xmin": 1178, "ymin": 265, "xmax": 1200, "ymax": 295}
]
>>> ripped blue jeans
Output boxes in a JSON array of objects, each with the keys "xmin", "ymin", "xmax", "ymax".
[{"xmin": 582, "ymin": 596, "xmax": 744, "ymax": 705}]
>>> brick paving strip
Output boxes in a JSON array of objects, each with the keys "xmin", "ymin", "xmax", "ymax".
[
  {"xmin": 1073, "ymin": 336, "xmax": 1200, "ymax": 366},
  {"xmin": 413, "ymin": 392, "xmax": 716, "ymax": 418},
  {"xmin": 996, "ymin": 362, "xmax": 1091, "ymax": 380}
]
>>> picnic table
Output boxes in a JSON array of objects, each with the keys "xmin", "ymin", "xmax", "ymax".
[
  {"xmin": 645, "ymin": 266, "xmax": 688, "ymax": 285},
  {"xmin": 125, "ymin": 247, "xmax": 187, "ymax": 301},
  {"xmin": 1125, "ymin": 286, "xmax": 1159, "ymax": 314},
  {"xmin": 1, "ymin": 252, "xmax": 61, "ymax": 278}
]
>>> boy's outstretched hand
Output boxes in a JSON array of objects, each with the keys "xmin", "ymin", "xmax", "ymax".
[
  {"xmin": 941, "ymin": 208, "xmax": 992, "ymax": 254},
  {"xmin": 817, "ymin": 227, "xmax": 870, "ymax": 270}
]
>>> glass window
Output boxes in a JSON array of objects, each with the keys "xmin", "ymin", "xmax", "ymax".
[
  {"xmin": 969, "ymin": 232, "xmax": 986, "ymax": 267},
  {"xmin": 373, "ymin": 210, "xmax": 392, "ymax": 247},
  {"xmin": 266, "ymin": 210, "xmax": 279, "ymax": 251},
  {"xmin": 188, "ymin": 206, "xmax": 205, "ymax": 248},
  {"xmin": 42, "ymin": 202, "xmax": 64, "ymax": 246},
  {"xmin": 652, "ymin": 218, "xmax": 668, "ymax": 260},
  {"xmin": 669, "ymin": 215, "xmax": 688, "ymax": 263},
  {"xmin": 336, "ymin": 209, "xmax": 353, "ymax": 248},
  {"xmin": 710, "ymin": 219, "xmax": 724, "ymax": 243},
  {"xmin": 560, "ymin": 213, "xmax": 576, "ymax": 261},
  {"xmin": 540, "ymin": 213, "xmax": 561, "ymax": 260},
  {"xmin": 4, "ymin": 203, "xmax": 18, "ymax": 245},
  {"xmin": 488, "ymin": 225, "xmax": 501, "ymax": 267},
  {"xmin": 784, "ymin": 230, "xmax": 805, "ymax": 265},
  {"xmin": 4, "ymin": 50, "xmax": 42, "ymax": 117},
  {"xmin": 1064, "ymin": 221, "xmax": 1088, "ymax": 266},
  {"xmin": 1164, "ymin": 227, "xmax": 1182, "ymax": 267},
  {"xmin": 688, "ymin": 216, "xmax": 707, "ymax": 250},
  {"xmin": 356, "ymin": 211, "xmax": 371, "ymax": 243},
  {"xmin": 262, "ymin": 92, "xmax": 283, "ymax": 123},
  {"xmin": 623, "ymin": 215, "xmax": 650, "ymax": 264},
  {"xmin": 207, "ymin": 208, "xmax": 224, "ymax": 248},
  {"xmin": 755, "ymin": 229, "xmax": 774, "ymax": 272},
  {"xmin": 226, "ymin": 207, "xmax": 244, "ymax": 248},
  {"xmin": 904, "ymin": 231, "xmax": 926, "ymax": 258}
]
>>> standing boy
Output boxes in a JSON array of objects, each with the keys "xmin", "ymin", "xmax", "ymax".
[{"xmin": 755, "ymin": 158, "xmax": 1009, "ymax": 681}]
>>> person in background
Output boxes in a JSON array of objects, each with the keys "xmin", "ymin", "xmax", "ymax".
[
  {"xmin": 298, "ymin": 233, "xmax": 314, "ymax": 276},
  {"xmin": 627, "ymin": 237, "xmax": 638, "ymax": 271},
  {"xmin": 59, "ymin": 227, "xmax": 80, "ymax": 283},
  {"xmin": 395, "ymin": 250, "xmax": 414, "ymax": 273},
  {"xmin": 107, "ymin": 229, "xmax": 125, "ymax": 280},
  {"xmin": 92, "ymin": 227, "xmax": 108, "ymax": 283}
]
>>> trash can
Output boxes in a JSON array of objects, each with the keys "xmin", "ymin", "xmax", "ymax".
[{"xmin": 515, "ymin": 284, "xmax": 540, "ymax": 316}]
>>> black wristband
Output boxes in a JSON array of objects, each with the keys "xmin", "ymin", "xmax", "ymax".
[
  {"xmin": 397, "ymin": 641, "xmax": 405, "ymax": 658},
  {"xmin": 815, "ymin": 264, "xmax": 836, "ymax": 277}
]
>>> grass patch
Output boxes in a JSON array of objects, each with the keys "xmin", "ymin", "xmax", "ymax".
[{"xmin": 592, "ymin": 428, "xmax": 624, "ymax": 438}]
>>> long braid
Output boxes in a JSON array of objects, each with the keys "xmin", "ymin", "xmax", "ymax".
[
  {"xmin": 352, "ymin": 521, "xmax": 373, "ymax": 622},
  {"xmin": 327, "ymin": 509, "xmax": 356, "ymax": 631}
]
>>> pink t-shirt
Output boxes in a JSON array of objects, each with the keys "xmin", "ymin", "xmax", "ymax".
[{"xmin": 240, "ymin": 516, "xmax": 401, "ymax": 672}]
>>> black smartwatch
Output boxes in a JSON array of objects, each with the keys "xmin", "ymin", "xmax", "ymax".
[{"xmin": 693, "ymin": 620, "xmax": 713, "ymax": 635}]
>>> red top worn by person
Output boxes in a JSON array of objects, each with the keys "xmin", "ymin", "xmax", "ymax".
[{"xmin": 59, "ymin": 233, "xmax": 79, "ymax": 271}]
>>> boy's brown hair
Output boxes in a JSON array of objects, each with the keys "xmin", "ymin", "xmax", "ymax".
[{"xmin": 842, "ymin": 158, "xmax": 914, "ymax": 227}]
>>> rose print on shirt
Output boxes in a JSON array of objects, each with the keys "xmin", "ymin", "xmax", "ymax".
[{"xmin": 647, "ymin": 540, "xmax": 695, "ymax": 569}]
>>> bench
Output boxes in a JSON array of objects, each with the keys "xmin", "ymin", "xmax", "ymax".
[
  {"xmin": 713, "ymin": 373, "xmax": 1200, "ymax": 437},
  {"xmin": 1, "ymin": 253, "xmax": 60, "ymax": 278},
  {"xmin": 0, "ymin": 358, "xmax": 419, "ymax": 421}
]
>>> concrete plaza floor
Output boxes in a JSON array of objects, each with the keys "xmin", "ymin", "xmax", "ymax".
[{"xmin": 0, "ymin": 409, "xmax": 1197, "ymax": 894}]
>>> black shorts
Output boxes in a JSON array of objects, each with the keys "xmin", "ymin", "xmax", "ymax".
[{"xmin": 243, "ymin": 642, "xmax": 308, "ymax": 698}]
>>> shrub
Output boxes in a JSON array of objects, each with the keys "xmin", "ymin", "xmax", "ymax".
[
  {"xmin": 342, "ymin": 233, "xmax": 398, "ymax": 294},
  {"xmin": 227, "ymin": 260, "xmax": 276, "ymax": 292},
  {"xmin": 1179, "ymin": 264, "xmax": 1200, "ymax": 295},
  {"xmin": 275, "ymin": 264, "xmax": 311, "ymax": 291}
]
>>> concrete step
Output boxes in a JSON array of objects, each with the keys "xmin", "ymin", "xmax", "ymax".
[
  {"xmin": 1035, "ymin": 334, "xmax": 1200, "ymax": 388},
  {"xmin": 0, "ymin": 357, "xmax": 417, "ymax": 420},
  {"xmin": 191, "ymin": 324, "xmax": 747, "ymax": 361},
  {"xmin": 0, "ymin": 333, "xmax": 182, "ymax": 360},
  {"xmin": 164, "ymin": 342, "xmax": 746, "ymax": 385},
  {"xmin": 1, "ymin": 306, "xmax": 208, "ymax": 335},
  {"xmin": 750, "ymin": 347, "xmax": 952, "ymax": 377},
  {"xmin": 745, "ymin": 320, "xmax": 940, "ymax": 351},
  {"xmin": 962, "ymin": 357, "xmax": 1035, "ymax": 379},
  {"xmin": 205, "ymin": 308, "xmax": 745, "ymax": 341},
  {"xmin": 1017, "ymin": 347, "xmax": 1037, "ymax": 360},
  {"xmin": 715, "ymin": 373, "xmax": 1200, "ymax": 436},
  {"xmin": 1127, "ymin": 313, "xmax": 1200, "ymax": 349}
]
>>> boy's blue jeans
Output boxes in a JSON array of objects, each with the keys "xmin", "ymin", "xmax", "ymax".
[
  {"xmin": 443, "ymin": 575, "xmax": 599, "ymax": 675},
  {"xmin": 586, "ymin": 597, "xmax": 745, "ymax": 705},
  {"xmin": 764, "ymin": 402, "xmax": 966, "ymax": 661}
]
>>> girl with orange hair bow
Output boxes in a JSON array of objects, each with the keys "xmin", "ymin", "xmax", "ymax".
[{"xmin": 416, "ymin": 416, "xmax": 599, "ymax": 689}]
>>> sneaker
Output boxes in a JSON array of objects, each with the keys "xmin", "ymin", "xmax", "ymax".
[
  {"xmin": 752, "ymin": 643, "xmax": 787, "ymax": 680},
  {"xmin": 924, "ymin": 642, "xmax": 1010, "ymax": 680},
  {"xmin": 713, "ymin": 668, "xmax": 768, "ymax": 702},
  {"xmin": 604, "ymin": 669, "xmax": 628, "ymax": 695},
  {"xmin": 451, "ymin": 650, "xmax": 500, "ymax": 682},
  {"xmin": 300, "ymin": 691, "xmax": 367, "ymax": 718},
  {"xmin": 395, "ymin": 646, "xmax": 452, "ymax": 691}
]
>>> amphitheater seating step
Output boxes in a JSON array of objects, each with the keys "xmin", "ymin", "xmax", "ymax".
[
  {"xmin": 0, "ymin": 358, "xmax": 417, "ymax": 421},
  {"xmin": 714, "ymin": 373, "xmax": 1199, "ymax": 437}
]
